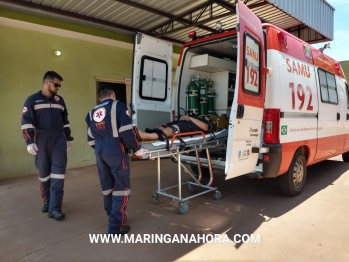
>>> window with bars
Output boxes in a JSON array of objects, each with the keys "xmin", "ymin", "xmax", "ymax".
[{"xmin": 318, "ymin": 69, "xmax": 338, "ymax": 104}]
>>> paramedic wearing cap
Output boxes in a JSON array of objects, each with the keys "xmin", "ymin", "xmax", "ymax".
[
  {"xmin": 85, "ymin": 86, "xmax": 146, "ymax": 235},
  {"xmin": 21, "ymin": 71, "xmax": 73, "ymax": 220}
]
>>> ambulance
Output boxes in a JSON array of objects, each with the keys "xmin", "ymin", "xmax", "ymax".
[{"xmin": 130, "ymin": 0, "xmax": 348, "ymax": 196}]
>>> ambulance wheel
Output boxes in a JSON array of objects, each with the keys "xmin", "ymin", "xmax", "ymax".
[
  {"xmin": 342, "ymin": 151, "xmax": 349, "ymax": 162},
  {"xmin": 190, "ymin": 165, "xmax": 210, "ymax": 177},
  {"xmin": 214, "ymin": 190, "xmax": 222, "ymax": 200},
  {"xmin": 279, "ymin": 151, "xmax": 307, "ymax": 196},
  {"xmin": 152, "ymin": 193, "xmax": 159, "ymax": 204},
  {"xmin": 179, "ymin": 203, "xmax": 189, "ymax": 215}
]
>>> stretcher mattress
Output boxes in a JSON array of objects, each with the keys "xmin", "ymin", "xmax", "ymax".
[{"xmin": 140, "ymin": 129, "xmax": 228, "ymax": 151}]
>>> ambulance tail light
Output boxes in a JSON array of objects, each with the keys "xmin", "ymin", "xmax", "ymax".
[
  {"xmin": 334, "ymin": 61, "xmax": 341, "ymax": 74},
  {"xmin": 264, "ymin": 109, "xmax": 280, "ymax": 144},
  {"xmin": 277, "ymin": 31, "xmax": 287, "ymax": 48}
]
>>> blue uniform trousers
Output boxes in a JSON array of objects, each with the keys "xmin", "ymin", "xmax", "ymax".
[
  {"xmin": 35, "ymin": 131, "xmax": 67, "ymax": 212},
  {"xmin": 95, "ymin": 138, "xmax": 130, "ymax": 234}
]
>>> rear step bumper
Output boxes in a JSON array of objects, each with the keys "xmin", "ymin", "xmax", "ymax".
[{"xmin": 181, "ymin": 143, "xmax": 282, "ymax": 178}]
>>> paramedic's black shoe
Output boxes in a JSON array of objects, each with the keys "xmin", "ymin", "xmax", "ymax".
[
  {"xmin": 109, "ymin": 225, "xmax": 130, "ymax": 235},
  {"xmin": 120, "ymin": 225, "xmax": 130, "ymax": 235},
  {"xmin": 41, "ymin": 204, "xmax": 49, "ymax": 213},
  {"xmin": 48, "ymin": 210, "xmax": 65, "ymax": 220},
  {"xmin": 120, "ymin": 225, "xmax": 131, "ymax": 235}
]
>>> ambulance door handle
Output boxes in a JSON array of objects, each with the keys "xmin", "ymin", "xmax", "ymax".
[
  {"xmin": 129, "ymin": 103, "xmax": 135, "ymax": 115},
  {"xmin": 347, "ymin": 114, "xmax": 349, "ymax": 120},
  {"xmin": 337, "ymin": 113, "xmax": 340, "ymax": 121},
  {"xmin": 237, "ymin": 104, "xmax": 245, "ymax": 119}
]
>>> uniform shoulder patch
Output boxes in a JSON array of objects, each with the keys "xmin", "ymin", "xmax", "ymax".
[
  {"xmin": 54, "ymin": 96, "xmax": 60, "ymax": 102},
  {"xmin": 93, "ymin": 107, "xmax": 106, "ymax": 122},
  {"xmin": 23, "ymin": 107, "xmax": 28, "ymax": 113}
]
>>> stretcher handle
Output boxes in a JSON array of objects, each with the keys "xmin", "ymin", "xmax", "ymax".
[{"xmin": 171, "ymin": 131, "xmax": 206, "ymax": 144}]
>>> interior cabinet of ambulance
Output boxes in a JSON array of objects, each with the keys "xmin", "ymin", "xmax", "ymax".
[
  {"xmin": 189, "ymin": 54, "xmax": 236, "ymax": 116},
  {"xmin": 210, "ymin": 71, "xmax": 235, "ymax": 116}
]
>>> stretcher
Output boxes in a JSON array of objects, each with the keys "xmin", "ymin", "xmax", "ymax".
[{"xmin": 137, "ymin": 129, "xmax": 228, "ymax": 214}]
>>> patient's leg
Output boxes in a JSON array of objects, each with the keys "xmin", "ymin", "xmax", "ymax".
[{"xmin": 138, "ymin": 127, "xmax": 175, "ymax": 141}]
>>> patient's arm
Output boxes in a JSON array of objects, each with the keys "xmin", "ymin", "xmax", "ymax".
[{"xmin": 186, "ymin": 116, "xmax": 208, "ymax": 131}]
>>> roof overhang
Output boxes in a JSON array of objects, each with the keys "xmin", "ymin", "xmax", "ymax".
[{"xmin": 0, "ymin": 0, "xmax": 334, "ymax": 45}]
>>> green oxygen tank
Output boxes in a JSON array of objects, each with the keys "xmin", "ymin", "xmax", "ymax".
[
  {"xmin": 198, "ymin": 77, "xmax": 207, "ymax": 116},
  {"xmin": 206, "ymin": 79, "xmax": 215, "ymax": 115},
  {"xmin": 186, "ymin": 75, "xmax": 199, "ymax": 114}
]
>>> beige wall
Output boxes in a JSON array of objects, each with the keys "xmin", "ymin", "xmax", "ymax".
[{"xmin": 0, "ymin": 20, "xmax": 178, "ymax": 179}]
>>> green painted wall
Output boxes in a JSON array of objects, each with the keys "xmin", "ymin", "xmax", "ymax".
[
  {"xmin": 0, "ymin": 8, "xmax": 182, "ymax": 54},
  {"xmin": 340, "ymin": 61, "xmax": 349, "ymax": 82},
  {"xmin": 0, "ymin": 23, "xmax": 178, "ymax": 179}
]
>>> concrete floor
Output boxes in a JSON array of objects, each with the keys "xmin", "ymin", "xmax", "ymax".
[{"xmin": 1, "ymin": 155, "xmax": 349, "ymax": 262}]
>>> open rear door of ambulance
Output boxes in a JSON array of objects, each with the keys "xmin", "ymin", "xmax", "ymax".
[
  {"xmin": 131, "ymin": 33, "xmax": 173, "ymax": 131},
  {"xmin": 225, "ymin": 0, "xmax": 265, "ymax": 180}
]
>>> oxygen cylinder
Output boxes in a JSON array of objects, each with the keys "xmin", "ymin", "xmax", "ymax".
[
  {"xmin": 198, "ymin": 77, "xmax": 207, "ymax": 116},
  {"xmin": 207, "ymin": 79, "xmax": 215, "ymax": 115},
  {"xmin": 186, "ymin": 76, "xmax": 199, "ymax": 114}
]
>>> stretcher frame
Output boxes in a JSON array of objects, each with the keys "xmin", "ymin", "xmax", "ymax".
[{"xmin": 142, "ymin": 131, "xmax": 225, "ymax": 214}]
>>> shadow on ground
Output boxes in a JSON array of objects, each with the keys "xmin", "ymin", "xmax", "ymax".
[{"xmin": 0, "ymin": 157, "xmax": 348, "ymax": 261}]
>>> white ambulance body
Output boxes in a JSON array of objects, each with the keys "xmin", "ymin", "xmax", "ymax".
[{"xmin": 131, "ymin": 0, "xmax": 348, "ymax": 196}]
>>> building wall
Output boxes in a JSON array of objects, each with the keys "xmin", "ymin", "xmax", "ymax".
[
  {"xmin": 0, "ymin": 19, "xmax": 178, "ymax": 179},
  {"xmin": 340, "ymin": 60, "xmax": 349, "ymax": 82}
]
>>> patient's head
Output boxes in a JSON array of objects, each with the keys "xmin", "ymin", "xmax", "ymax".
[{"xmin": 98, "ymin": 85, "xmax": 115, "ymax": 101}]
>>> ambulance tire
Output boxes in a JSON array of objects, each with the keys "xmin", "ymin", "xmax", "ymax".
[
  {"xmin": 342, "ymin": 151, "xmax": 349, "ymax": 162},
  {"xmin": 279, "ymin": 151, "xmax": 307, "ymax": 196}
]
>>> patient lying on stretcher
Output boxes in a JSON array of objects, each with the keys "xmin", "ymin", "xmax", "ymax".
[{"xmin": 133, "ymin": 114, "xmax": 218, "ymax": 142}]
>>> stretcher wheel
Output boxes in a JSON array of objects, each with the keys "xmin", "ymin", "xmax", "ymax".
[
  {"xmin": 188, "ymin": 184, "xmax": 194, "ymax": 193},
  {"xmin": 152, "ymin": 193, "xmax": 159, "ymax": 204},
  {"xmin": 214, "ymin": 190, "xmax": 222, "ymax": 200},
  {"xmin": 179, "ymin": 204, "xmax": 189, "ymax": 215}
]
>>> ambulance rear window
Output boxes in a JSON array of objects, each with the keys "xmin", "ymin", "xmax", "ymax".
[
  {"xmin": 318, "ymin": 69, "xmax": 338, "ymax": 104},
  {"xmin": 139, "ymin": 55, "xmax": 168, "ymax": 102},
  {"xmin": 243, "ymin": 33, "xmax": 261, "ymax": 95}
]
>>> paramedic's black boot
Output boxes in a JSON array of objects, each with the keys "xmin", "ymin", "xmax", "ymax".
[
  {"xmin": 41, "ymin": 204, "xmax": 49, "ymax": 213},
  {"xmin": 120, "ymin": 225, "xmax": 130, "ymax": 235},
  {"xmin": 109, "ymin": 225, "xmax": 130, "ymax": 235},
  {"xmin": 119, "ymin": 225, "xmax": 131, "ymax": 235},
  {"xmin": 48, "ymin": 210, "xmax": 65, "ymax": 220}
]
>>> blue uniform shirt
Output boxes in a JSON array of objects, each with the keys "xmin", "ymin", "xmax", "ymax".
[
  {"xmin": 21, "ymin": 91, "xmax": 73, "ymax": 145},
  {"xmin": 85, "ymin": 99, "xmax": 141, "ymax": 153}
]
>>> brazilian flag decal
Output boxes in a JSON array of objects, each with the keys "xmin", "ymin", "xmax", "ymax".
[{"xmin": 281, "ymin": 125, "xmax": 287, "ymax": 135}]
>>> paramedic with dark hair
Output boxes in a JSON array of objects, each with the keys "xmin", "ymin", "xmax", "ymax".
[
  {"xmin": 85, "ymin": 86, "xmax": 146, "ymax": 235},
  {"xmin": 21, "ymin": 71, "xmax": 73, "ymax": 220},
  {"xmin": 133, "ymin": 114, "xmax": 217, "ymax": 142}
]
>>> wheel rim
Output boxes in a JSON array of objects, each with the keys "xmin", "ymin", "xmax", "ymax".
[{"xmin": 293, "ymin": 158, "xmax": 304, "ymax": 188}]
